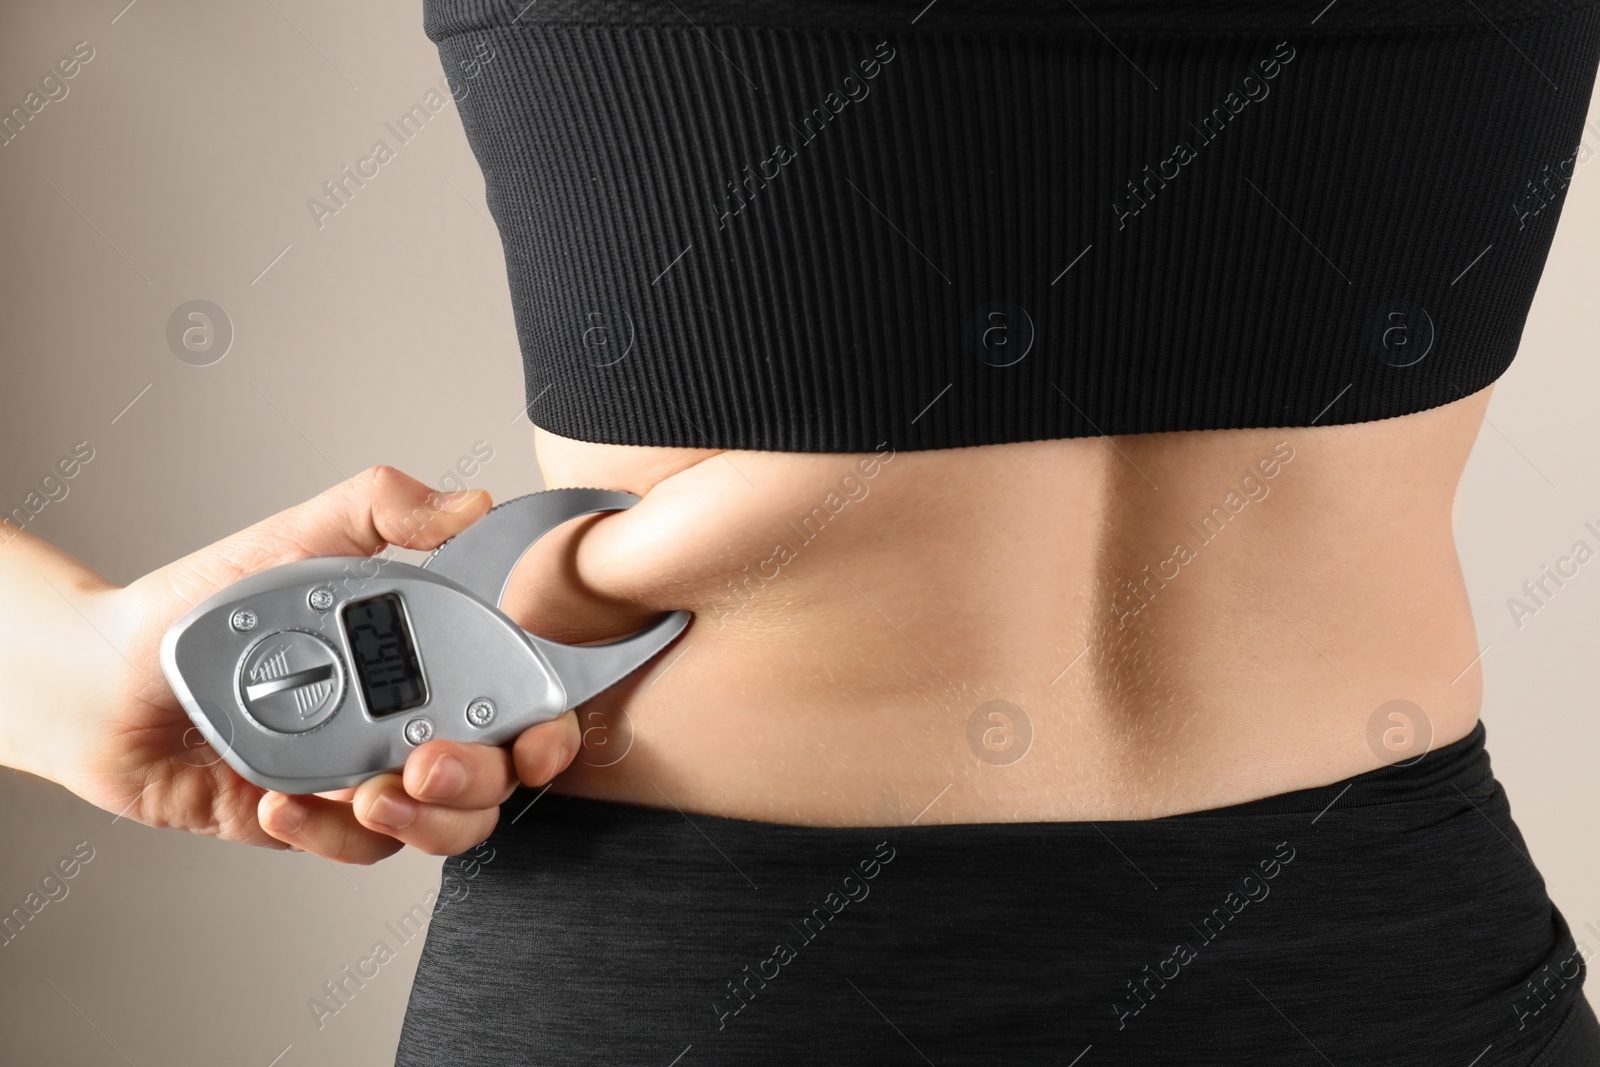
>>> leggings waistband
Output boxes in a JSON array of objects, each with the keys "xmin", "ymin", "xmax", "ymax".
[{"xmin": 397, "ymin": 719, "xmax": 1590, "ymax": 1066}]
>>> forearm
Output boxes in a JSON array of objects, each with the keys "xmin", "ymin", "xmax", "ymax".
[{"xmin": 0, "ymin": 525, "xmax": 119, "ymax": 783}]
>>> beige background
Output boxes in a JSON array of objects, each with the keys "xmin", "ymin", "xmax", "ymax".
[{"xmin": 2, "ymin": 2, "xmax": 1599, "ymax": 1065}]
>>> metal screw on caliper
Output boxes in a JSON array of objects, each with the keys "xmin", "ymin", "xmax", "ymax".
[{"xmin": 465, "ymin": 699, "xmax": 496, "ymax": 728}]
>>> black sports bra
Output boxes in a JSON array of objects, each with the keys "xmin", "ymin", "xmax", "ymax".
[{"xmin": 424, "ymin": 0, "xmax": 1600, "ymax": 452}]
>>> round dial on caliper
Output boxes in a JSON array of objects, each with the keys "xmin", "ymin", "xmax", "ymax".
[{"xmin": 238, "ymin": 630, "xmax": 345, "ymax": 733}]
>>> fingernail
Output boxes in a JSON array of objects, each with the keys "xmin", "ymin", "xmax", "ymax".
[
  {"xmin": 436, "ymin": 490, "xmax": 480, "ymax": 512},
  {"xmin": 264, "ymin": 794, "xmax": 304, "ymax": 832},
  {"xmin": 542, "ymin": 740, "xmax": 574, "ymax": 785},
  {"xmin": 418, "ymin": 754, "xmax": 466, "ymax": 800},
  {"xmin": 367, "ymin": 792, "xmax": 417, "ymax": 830}
]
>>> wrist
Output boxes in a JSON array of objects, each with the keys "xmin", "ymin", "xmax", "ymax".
[{"xmin": 0, "ymin": 564, "xmax": 124, "ymax": 787}]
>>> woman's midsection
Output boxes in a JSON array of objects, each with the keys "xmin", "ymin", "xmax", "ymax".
[{"xmin": 502, "ymin": 388, "xmax": 1492, "ymax": 826}]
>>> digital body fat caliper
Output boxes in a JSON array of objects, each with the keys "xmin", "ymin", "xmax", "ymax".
[{"xmin": 159, "ymin": 488, "xmax": 689, "ymax": 794}]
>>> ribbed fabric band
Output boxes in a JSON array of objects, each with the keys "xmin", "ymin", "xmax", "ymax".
[
  {"xmin": 427, "ymin": 0, "xmax": 1599, "ymax": 35},
  {"xmin": 426, "ymin": 0, "xmax": 1600, "ymax": 452}
]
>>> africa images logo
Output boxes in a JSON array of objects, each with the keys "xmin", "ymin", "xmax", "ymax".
[{"xmin": 1112, "ymin": 41, "xmax": 1297, "ymax": 230}]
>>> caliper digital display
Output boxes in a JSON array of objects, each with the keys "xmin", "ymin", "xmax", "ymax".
[{"xmin": 342, "ymin": 592, "xmax": 428, "ymax": 718}]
